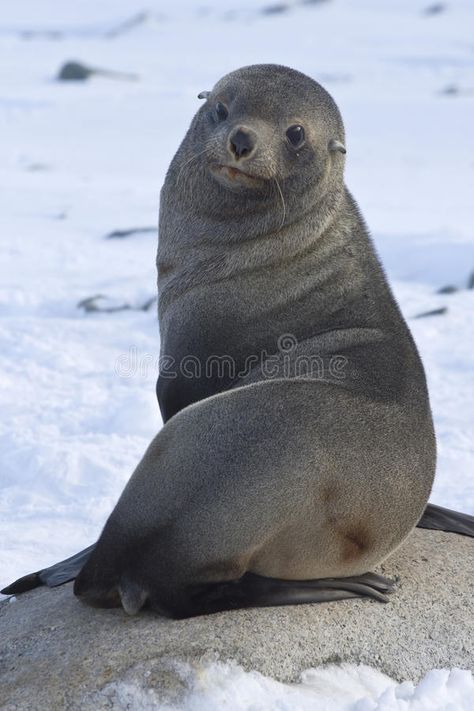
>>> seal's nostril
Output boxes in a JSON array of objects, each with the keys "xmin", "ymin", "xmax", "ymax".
[{"xmin": 230, "ymin": 128, "xmax": 254, "ymax": 159}]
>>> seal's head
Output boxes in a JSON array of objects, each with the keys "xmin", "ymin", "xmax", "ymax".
[{"xmin": 192, "ymin": 64, "xmax": 346, "ymax": 197}]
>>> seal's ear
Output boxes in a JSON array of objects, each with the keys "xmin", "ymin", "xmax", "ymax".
[
  {"xmin": 198, "ymin": 91, "xmax": 211, "ymax": 100},
  {"xmin": 328, "ymin": 138, "xmax": 346, "ymax": 155}
]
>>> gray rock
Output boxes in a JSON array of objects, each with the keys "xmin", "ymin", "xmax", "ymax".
[{"xmin": 0, "ymin": 529, "xmax": 473, "ymax": 709}]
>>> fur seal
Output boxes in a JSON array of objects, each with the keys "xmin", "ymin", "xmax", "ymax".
[{"xmin": 3, "ymin": 65, "xmax": 473, "ymax": 614}]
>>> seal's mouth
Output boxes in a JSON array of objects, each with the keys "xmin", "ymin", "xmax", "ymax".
[{"xmin": 210, "ymin": 163, "xmax": 265, "ymax": 188}]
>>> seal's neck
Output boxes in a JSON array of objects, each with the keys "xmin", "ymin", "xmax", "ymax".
[{"xmin": 158, "ymin": 174, "xmax": 346, "ymax": 287}]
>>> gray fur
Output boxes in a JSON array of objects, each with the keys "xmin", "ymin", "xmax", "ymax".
[{"xmin": 73, "ymin": 64, "xmax": 437, "ymax": 616}]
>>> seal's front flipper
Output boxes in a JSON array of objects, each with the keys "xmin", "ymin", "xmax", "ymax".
[
  {"xmin": 1, "ymin": 544, "xmax": 95, "ymax": 596},
  {"xmin": 169, "ymin": 572, "xmax": 396, "ymax": 619},
  {"xmin": 417, "ymin": 503, "xmax": 474, "ymax": 538}
]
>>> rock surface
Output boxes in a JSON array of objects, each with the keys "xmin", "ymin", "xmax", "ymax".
[{"xmin": 1, "ymin": 529, "xmax": 473, "ymax": 710}]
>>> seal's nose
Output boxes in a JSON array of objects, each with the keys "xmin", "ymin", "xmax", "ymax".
[{"xmin": 229, "ymin": 128, "xmax": 255, "ymax": 160}]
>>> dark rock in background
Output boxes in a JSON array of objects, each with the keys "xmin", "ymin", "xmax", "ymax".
[
  {"xmin": 105, "ymin": 227, "xmax": 156, "ymax": 239},
  {"xmin": 437, "ymin": 285, "xmax": 458, "ymax": 294},
  {"xmin": 414, "ymin": 306, "xmax": 448, "ymax": 319},
  {"xmin": 58, "ymin": 61, "xmax": 94, "ymax": 81},
  {"xmin": 423, "ymin": 3, "xmax": 447, "ymax": 16},
  {"xmin": 105, "ymin": 11, "xmax": 149, "ymax": 39},
  {"xmin": 77, "ymin": 294, "xmax": 156, "ymax": 314},
  {"xmin": 57, "ymin": 61, "xmax": 139, "ymax": 82},
  {"xmin": 261, "ymin": 4, "xmax": 289, "ymax": 15}
]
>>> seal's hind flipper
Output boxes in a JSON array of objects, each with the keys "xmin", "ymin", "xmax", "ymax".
[
  {"xmin": 168, "ymin": 571, "xmax": 395, "ymax": 619},
  {"xmin": 39, "ymin": 544, "xmax": 96, "ymax": 587},
  {"xmin": 417, "ymin": 503, "xmax": 474, "ymax": 538},
  {"xmin": 0, "ymin": 572, "xmax": 42, "ymax": 595},
  {"xmin": 1, "ymin": 544, "xmax": 95, "ymax": 596}
]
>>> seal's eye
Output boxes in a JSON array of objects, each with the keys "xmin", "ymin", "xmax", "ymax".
[
  {"xmin": 215, "ymin": 102, "xmax": 229, "ymax": 121},
  {"xmin": 286, "ymin": 125, "xmax": 305, "ymax": 148}
]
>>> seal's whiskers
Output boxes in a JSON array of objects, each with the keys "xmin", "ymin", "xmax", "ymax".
[
  {"xmin": 273, "ymin": 178, "xmax": 286, "ymax": 230},
  {"xmin": 176, "ymin": 138, "xmax": 218, "ymax": 187}
]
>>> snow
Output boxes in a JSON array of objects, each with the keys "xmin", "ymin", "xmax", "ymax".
[
  {"xmin": 0, "ymin": 0, "xmax": 473, "ymax": 707},
  {"xmin": 98, "ymin": 662, "xmax": 474, "ymax": 710}
]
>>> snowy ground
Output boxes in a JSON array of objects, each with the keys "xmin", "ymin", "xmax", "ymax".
[
  {"xmin": 103, "ymin": 661, "xmax": 474, "ymax": 710},
  {"xmin": 1, "ymin": 0, "xmax": 473, "ymax": 707}
]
